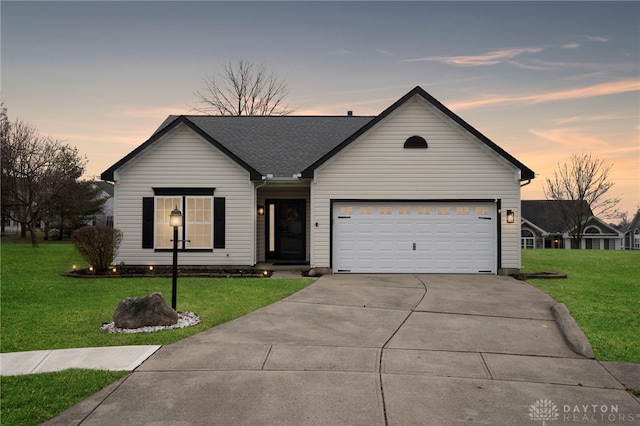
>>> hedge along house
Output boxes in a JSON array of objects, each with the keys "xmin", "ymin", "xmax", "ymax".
[{"xmin": 101, "ymin": 86, "xmax": 535, "ymax": 275}]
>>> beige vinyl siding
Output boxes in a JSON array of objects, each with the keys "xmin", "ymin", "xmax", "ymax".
[
  {"xmin": 311, "ymin": 97, "xmax": 522, "ymax": 271},
  {"xmin": 113, "ymin": 124, "xmax": 254, "ymax": 266},
  {"xmin": 256, "ymin": 184, "xmax": 310, "ymax": 262}
]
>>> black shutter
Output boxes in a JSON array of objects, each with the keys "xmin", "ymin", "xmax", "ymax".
[
  {"xmin": 142, "ymin": 197, "xmax": 154, "ymax": 248},
  {"xmin": 214, "ymin": 197, "xmax": 225, "ymax": 249}
]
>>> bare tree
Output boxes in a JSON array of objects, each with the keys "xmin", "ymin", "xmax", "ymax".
[
  {"xmin": 544, "ymin": 153, "xmax": 621, "ymax": 248},
  {"xmin": 193, "ymin": 58, "xmax": 295, "ymax": 116},
  {"xmin": 1, "ymin": 110, "xmax": 88, "ymax": 247}
]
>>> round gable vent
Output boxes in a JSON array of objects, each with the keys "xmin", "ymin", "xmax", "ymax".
[{"xmin": 404, "ymin": 135, "xmax": 428, "ymax": 149}]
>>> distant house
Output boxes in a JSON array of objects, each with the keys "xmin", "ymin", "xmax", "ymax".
[
  {"xmin": 521, "ymin": 200, "xmax": 623, "ymax": 250},
  {"xmin": 101, "ymin": 86, "xmax": 536, "ymax": 274},
  {"xmin": 91, "ymin": 182, "xmax": 114, "ymax": 227},
  {"xmin": 623, "ymin": 209, "xmax": 640, "ymax": 250}
]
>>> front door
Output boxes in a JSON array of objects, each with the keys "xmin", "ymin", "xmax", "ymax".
[{"xmin": 266, "ymin": 199, "xmax": 306, "ymax": 261}]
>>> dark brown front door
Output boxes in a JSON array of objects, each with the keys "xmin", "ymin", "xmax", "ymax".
[{"xmin": 266, "ymin": 199, "xmax": 306, "ymax": 261}]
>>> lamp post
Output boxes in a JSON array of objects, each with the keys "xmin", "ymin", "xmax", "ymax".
[{"xmin": 169, "ymin": 206, "xmax": 183, "ymax": 311}]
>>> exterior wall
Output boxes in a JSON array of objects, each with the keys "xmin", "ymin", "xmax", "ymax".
[
  {"xmin": 310, "ymin": 97, "xmax": 522, "ymax": 272},
  {"xmin": 113, "ymin": 124, "xmax": 254, "ymax": 266},
  {"xmin": 569, "ymin": 236, "xmax": 623, "ymax": 250},
  {"xmin": 256, "ymin": 183, "xmax": 310, "ymax": 262}
]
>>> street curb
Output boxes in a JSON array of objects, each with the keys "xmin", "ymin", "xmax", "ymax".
[{"xmin": 551, "ymin": 303, "xmax": 595, "ymax": 359}]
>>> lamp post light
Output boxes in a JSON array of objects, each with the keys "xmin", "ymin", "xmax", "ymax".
[{"xmin": 169, "ymin": 206, "xmax": 183, "ymax": 311}]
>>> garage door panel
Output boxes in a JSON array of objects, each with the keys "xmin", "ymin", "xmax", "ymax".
[{"xmin": 333, "ymin": 201, "xmax": 496, "ymax": 273}]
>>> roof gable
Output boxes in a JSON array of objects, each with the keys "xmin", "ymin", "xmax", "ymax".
[
  {"xmin": 301, "ymin": 86, "xmax": 535, "ymax": 180},
  {"xmin": 583, "ymin": 217, "xmax": 623, "ymax": 236},
  {"xmin": 624, "ymin": 209, "xmax": 640, "ymax": 234},
  {"xmin": 102, "ymin": 115, "xmax": 373, "ymax": 181}
]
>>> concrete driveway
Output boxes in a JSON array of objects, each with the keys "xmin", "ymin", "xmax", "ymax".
[{"xmin": 47, "ymin": 274, "xmax": 640, "ymax": 425}]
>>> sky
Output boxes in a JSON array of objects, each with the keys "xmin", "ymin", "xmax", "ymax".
[{"xmin": 2, "ymin": 1, "xmax": 639, "ymax": 219}]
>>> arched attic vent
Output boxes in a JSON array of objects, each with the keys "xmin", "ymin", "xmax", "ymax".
[{"xmin": 404, "ymin": 135, "xmax": 428, "ymax": 149}]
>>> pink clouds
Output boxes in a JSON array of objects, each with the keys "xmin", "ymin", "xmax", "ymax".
[
  {"xmin": 402, "ymin": 47, "xmax": 543, "ymax": 66},
  {"xmin": 449, "ymin": 79, "xmax": 640, "ymax": 110}
]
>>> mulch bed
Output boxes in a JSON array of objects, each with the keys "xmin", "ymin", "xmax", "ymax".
[
  {"xmin": 62, "ymin": 265, "xmax": 272, "ymax": 278},
  {"xmin": 511, "ymin": 271, "xmax": 568, "ymax": 280}
]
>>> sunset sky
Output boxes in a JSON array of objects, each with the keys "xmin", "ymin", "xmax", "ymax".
[{"xmin": 2, "ymin": 1, "xmax": 638, "ymax": 218}]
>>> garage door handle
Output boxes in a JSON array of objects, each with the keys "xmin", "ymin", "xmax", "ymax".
[{"xmin": 413, "ymin": 243, "xmax": 416, "ymax": 251}]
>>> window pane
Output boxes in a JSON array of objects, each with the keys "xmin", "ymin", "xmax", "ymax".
[
  {"xmin": 186, "ymin": 197, "xmax": 212, "ymax": 249},
  {"xmin": 156, "ymin": 197, "xmax": 181, "ymax": 249}
]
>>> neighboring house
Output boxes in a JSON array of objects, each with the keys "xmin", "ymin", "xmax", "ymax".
[
  {"xmin": 101, "ymin": 86, "xmax": 535, "ymax": 274},
  {"xmin": 521, "ymin": 200, "xmax": 623, "ymax": 250},
  {"xmin": 91, "ymin": 181, "xmax": 114, "ymax": 227},
  {"xmin": 623, "ymin": 209, "xmax": 640, "ymax": 250}
]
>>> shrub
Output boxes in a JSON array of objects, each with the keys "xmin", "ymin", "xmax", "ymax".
[{"xmin": 71, "ymin": 226, "xmax": 123, "ymax": 272}]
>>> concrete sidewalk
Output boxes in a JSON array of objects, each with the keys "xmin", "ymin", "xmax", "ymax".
[
  {"xmin": 0, "ymin": 346, "xmax": 161, "ymax": 376},
  {"xmin": 36, "ymin": 274, "xmax": 640, "ymax": 424}
]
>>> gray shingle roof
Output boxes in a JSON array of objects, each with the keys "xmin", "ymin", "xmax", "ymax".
[
  {"xmin": 157, "ymin": 115, "xmax": 374, "ymax": 177},
  {"xmin": 522, "ymin": 200, "xmax": 593, "ymax": 233}
]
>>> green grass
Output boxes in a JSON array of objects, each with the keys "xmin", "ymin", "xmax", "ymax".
[
  {"xmin": 1, "ymin": 241, "xmax": 313, "ymax": 352},
  {"xmin": 521, "ymin": 249, "xmax": 640, "ymax": 363},
  {"xmin": 0, "ymin": 238, "xmax": 313, "ymax": 425},
  {"xmin": 0, "ymin": 369, "xmax": 129, "ymax": 426}
]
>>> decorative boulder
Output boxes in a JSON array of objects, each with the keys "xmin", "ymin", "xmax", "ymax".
[{"xmin": 113, "ymin": 292, "xmax": 178, "ymax": 329}]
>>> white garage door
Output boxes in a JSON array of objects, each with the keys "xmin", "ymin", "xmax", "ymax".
[{"xmin": 333, "ymin": 201, "xmax": 496, "ymax": 273}]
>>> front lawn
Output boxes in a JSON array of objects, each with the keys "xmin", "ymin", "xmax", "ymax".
[
  {"xmin": 0, "ymin": 239, "xmax": 313, "ymax": 425},
  {"xmin": 1, "ymin": 241, "xmax": 313, "ymax": 352},
  {"xmin": 521, "ymin": 249, "xmax": 639, "ymax": 363}
]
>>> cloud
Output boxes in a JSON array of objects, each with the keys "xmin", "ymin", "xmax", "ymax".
[
  {"xmin": 449, "ymin": 79, "xmax": 640, "ymax": 110},
  {"xmin": 529, "ymin": 128, "xmax": 609, "ymax": 149},
  {"xmin": 586, "ymin": 35, "xmax": 609, "ymax": 42},
  {"xmin": 562, "ymin": 43, "xmax": 580, "ymax": 49},
  {"xmin": 504, "ymin": 60, "xmax": 554, "ymax": 71},
  {"xmin": 376, "ymin": 48, "xmax": 393, "ymax": 57},
  {"xmin": 402, "ymin": 47, "xmax": 543, "ymax": 66},
  {"xmin": 554, "ymin": 113, "xmax": 638, "ymax": 125},
  {"xmin": 330, "ymin": 49, "xmax": 352, "ymax": 55}
]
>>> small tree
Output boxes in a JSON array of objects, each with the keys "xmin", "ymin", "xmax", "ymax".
[
  {"xmin": 1, "ymin": 105, "xmax": 88, "ymax": 247},
  {"xmin": 193, "ymin": 58, "xmax": 295, "ymax": 116},
  {"xmin": 72, "ymin": 226, "xmax": 123, "ymax": 272},
  {"xmin": 545, "ymin": 153, "xmax": 621, "ymax": 248}
]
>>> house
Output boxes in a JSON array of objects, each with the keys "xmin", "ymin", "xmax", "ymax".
[
  {"xmin": 623, "ymin": 209, "xmax": 640, "ymax": 250},
  {"xmin": 91, "ymin": 181, "xmax": 114, "ymax": 227},
  {"xmin": 101, "ymin": 86, "xmax": 535, "ymax": 275},
  {"xmin": 521, "ymin": 200, "xmax": 623, "ymax": 250}
]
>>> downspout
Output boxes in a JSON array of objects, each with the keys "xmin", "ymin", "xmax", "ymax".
[{"xmin": 520, "ymin": 179, "xmax": 532, "ymax": 187}]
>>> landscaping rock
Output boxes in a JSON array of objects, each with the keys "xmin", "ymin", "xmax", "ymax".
[{"xmin": 113, "ymin": 292, "xmax": 178, "ymax": 329}]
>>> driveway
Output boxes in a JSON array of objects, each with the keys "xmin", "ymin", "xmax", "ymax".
[{"xmin": 47, "ymin": 274, "xmax": 640, "ymax": 425}]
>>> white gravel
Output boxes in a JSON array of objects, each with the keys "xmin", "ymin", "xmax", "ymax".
[{"xmin": 100, "ymin": 311, "xmax": 202, "ymax": 334}]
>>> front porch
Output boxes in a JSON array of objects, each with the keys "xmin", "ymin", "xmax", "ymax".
[{"xmin": 256, "ymin": 181, "xmax": 311, "ymax": 264}]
